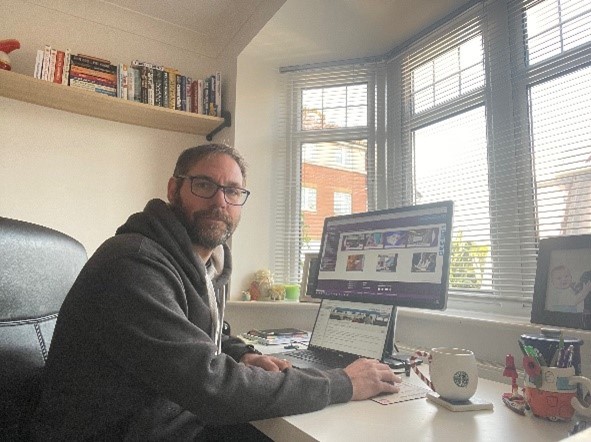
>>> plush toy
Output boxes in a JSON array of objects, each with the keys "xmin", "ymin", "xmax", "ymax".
[
  {"xmin": 0, "ymin": 39, "xmax": 20, "ymax": 71},
  {"xmin": 247, "ymin": 269, "xmax": 274, "ymax": 301}
]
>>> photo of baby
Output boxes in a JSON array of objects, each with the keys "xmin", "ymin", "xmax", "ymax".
[{"xmin": 545, "ymin": 259, "xmax": 591, "ymax": 327}]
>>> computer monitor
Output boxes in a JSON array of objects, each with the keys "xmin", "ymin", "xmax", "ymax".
[{"xmin": 310, "ymin": 200, "xmax": 454, "ymax": 362}]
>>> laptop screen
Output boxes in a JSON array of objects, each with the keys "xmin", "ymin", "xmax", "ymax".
[{"xmin": 308, "ymin": 299, "xmax": 394, "ymax": 359}]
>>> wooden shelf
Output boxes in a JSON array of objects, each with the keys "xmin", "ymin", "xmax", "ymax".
[{"xmin": 0, "ymin": 69, "xmax": 225, "ymax": 136}]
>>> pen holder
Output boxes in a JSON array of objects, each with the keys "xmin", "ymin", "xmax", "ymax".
[
  {"xmin": 521, "ymin": 332, "xmax": 583, "ymax": 375},
  {"xmin": 523, "ymin": 365, "xmax": 591, "ymax": 422}
]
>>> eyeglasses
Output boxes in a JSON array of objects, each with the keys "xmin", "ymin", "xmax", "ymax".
[{"xmin": 175, "ymin": 175, "xmax": 250, "ymax": 206}]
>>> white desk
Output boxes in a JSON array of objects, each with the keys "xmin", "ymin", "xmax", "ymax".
[{"xmin": 251, "ymin": 362, "xmax": 576, "ymax": 442}]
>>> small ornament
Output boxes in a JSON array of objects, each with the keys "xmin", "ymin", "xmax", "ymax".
[{"xmin": 0, "ymin": 39, "xmax": 20, "ymax": 71}]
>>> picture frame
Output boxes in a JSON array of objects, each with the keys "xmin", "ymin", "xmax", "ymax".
[
  {"xmin": 300, "ymin": 252, "xmax": 321, "ymax": 302},
  {"xmin": 531, "ymin": 234, "xmax": 591, "ymax": 330}
]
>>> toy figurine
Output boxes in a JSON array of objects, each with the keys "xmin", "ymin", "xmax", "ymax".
[
  {"xmin": 0, "ymin": 39, "xmax": 20, "ymax": 71},
  {"xmin": 502, "ymin": 354, "xmax": 527, "ymax": 415}
]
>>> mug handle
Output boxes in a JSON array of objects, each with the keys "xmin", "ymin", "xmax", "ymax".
[
  {"xmin": 410, "ymin": 350, "xmax": 434, "ymax": 391},
  {"xmin": 570, "ymin": 376, "xmax": 591, "ymax": 418}
]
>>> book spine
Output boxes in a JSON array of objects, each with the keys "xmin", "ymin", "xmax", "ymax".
[
  {"xmin": 166, "ymin": 68, "xmax": 177, "ymax": 110},
  {"xmin": 53, "ymin": 50, "xmax": 65, "ymax": 84},
  {"xmin": 131, "ymin": 66, "xmax": 142, "ymax": 102},
  {"xmin": 71, "ymin": 54, "xmax": 114, "ymax": 72},
  {"xmin": 203, "ymin": 79, "xmax": 210, "ymax": 116},
  {"xmin": 47, "ymin": 49, "xmax": 57, "ymax": 83},
  {"xmin": 41, "ymin": 45, "xmax": 51, "ymax": 81},
  {"xmin": 33, "ymin": 49, "xmax": 44, "ymax": 79},
  {"xmin": 69, "ymin": 72, "xmax": 117, "ymax": 88},
  {"xmin": 61, "ymin": 49, "xmax": 71, "ymax": 85},
  {"xmin": 69, "ymin": 65, "xmax": 117, "ymax": 83},
  {"xmin": 175, "ymin": 74, "xmax": 182, "ymax": 110},
  {"xmin": 127, "ymin": 65, "xmax": 135, "ymax": 101},
  {"xmin": 70, "ymin": 77, "xmax": 117, "ymax": 95},
  {"xmin": 147, "ymin": 68, "xmax": 154, "ymax": 106},
  {"xmin": 140, "ymin": 66, "xmax": 149, "ymax": 104},
  {"xmin": 215, "ymin": 71, "xmax": 222, "ymax": 116},
  {"xmin": 197, "ymin": 79, "xmax": 204, "ymax": 114},
  {"xmin": 180, "ymin": 75, "xmax": 187, "ymax": 111},
  {"xmin": 117, "ymin": 63, "xmax": 128, "ymax": 99},
  {"xmin": 153, "ymin": 68, "xmax": 163, "ymax": 106},
  {"xmin": 162, "ymin": 70, "xmax": 169, "ymax": 109},
  {"xmin": 185, "ymin": 77, "xmax": 192, "ymax": 112},
  {"xmin": 208, "ymin": 75, "xmax": 216, "ymax": 116},
  {"xmin": 190, "ymin": 80, "xmax": 197, "ymax": 114}
]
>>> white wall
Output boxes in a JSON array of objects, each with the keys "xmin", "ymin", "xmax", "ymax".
[{"xmin": 232, "ymin": 55, "xmax": 280, "ymax": 296}]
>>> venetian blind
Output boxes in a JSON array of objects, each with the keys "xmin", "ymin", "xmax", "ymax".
[
  {"xmin": 273, "ymin": 63, "xmax": 381, "ymax": 285},
  {"xmin": 392, "ymin": 0, "xmax": 591, "ymax": 314}
]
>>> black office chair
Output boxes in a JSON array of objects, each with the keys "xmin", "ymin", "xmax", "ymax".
[{"xmin": 0, "ymin": 217, "xmax": 87, "ymax": 440}]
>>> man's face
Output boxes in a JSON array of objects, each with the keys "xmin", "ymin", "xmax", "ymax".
[{"xmin": 168, "ymin": 153, "xmax": 244, "ymax": 252}]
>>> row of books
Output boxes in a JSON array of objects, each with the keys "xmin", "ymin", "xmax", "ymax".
[
  {"xmin": 33, "ymin": 45, "xmax": 222, "ymax": 116},
  {"xmin": 241, "ymin": 328, "xmax": 310, "ymax": 346}
]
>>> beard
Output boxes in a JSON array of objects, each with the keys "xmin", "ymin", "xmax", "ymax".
[{"xmin": 170, "ymin": 198, "xmax": 239, "ymax": 250}]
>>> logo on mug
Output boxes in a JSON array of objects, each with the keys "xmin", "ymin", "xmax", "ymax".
[{"xmin": 453, "ymin": 371, "xmax": 470, "ymax": 388}]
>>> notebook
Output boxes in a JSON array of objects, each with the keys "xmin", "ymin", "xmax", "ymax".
[{"xmin": 274, "ymin": 298, "xmax": 394, "ymax": 370}]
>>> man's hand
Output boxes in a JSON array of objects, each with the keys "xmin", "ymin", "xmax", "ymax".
[
  {"xmin": 240, "ymin": 353, "xmax": 292, "ymax": 372},
  {"xmin": 344, "ymin": 358, "xmax": 401, "ymax": 400}
]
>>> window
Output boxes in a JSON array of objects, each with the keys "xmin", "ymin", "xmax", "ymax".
[
  {"xmin": 274, "ymin": 66, "xmax": 375, "ymax": 283},
  {"xmin": 333, "ymin": 191, "xmax": 352, "ymax": 215},
  {"xmin": 277, "ymin": 0, "xmax": 591, "ymax": 315},
  {"xmin": 301, "ymin": 187, "xmax": 317, "ymax": 212}
]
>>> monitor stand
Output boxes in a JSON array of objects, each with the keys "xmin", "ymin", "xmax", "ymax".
[{"xmin": 382, "ymin": 307, "xmax": 423, "ymax": 369}]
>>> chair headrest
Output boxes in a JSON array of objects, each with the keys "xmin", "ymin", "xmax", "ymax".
[{"xmin": 0, "ymin": 217, "xmax": 87, "ymax": 322}]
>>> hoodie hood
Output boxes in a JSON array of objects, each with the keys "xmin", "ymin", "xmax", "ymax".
[{"xmin": 115, "ymin": 198, "xmax": 232, "ymax": 290}]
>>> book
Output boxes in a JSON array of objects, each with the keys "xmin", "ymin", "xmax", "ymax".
[
  {"xmin": 69, "ymin": 65, "xmax": 117, "ymax": 83},
  {"xmin": 153, "ymin": 68, "xmax": 163, "ymax": 106},
  {"xmin": 242, "ymin": 328, "xmax": 310, "ymax": 345},
  {"xmin": 69, "ymin": 77, "xmax": 117, "ymax": 96},
  {"xmin": 185, "ymin": 77, "xmax": 192, "ymax": 112},
  {"xmin": 197, "ymin": 79, "xmax": 204, "ymax": 114},
  {"xmin": 61, "ymin": 49, "xmax": 71, "ymax": 85},
  {"xmin": 33, "ymin": 49, "xmax": 44, "ymax": 79},
  {"xmin": 215, "ymin": 71, "xmax": 222, "ymax": 115},
  {"xmin": 165, "ymin": 67, "xmax": 178, "ymax": 110},
  {"xmin": 53, "ymin": 50, "xmax": 65, "ymax": 84},
  {"xmin": 47, "ymin": 48, "xmax": 57, "ymax": 83},
  {"xmin": 69, "ymin": 71, "xmax": 116, "ymax": 88},
  {"xmin": 162, "ymin": 69, "xmax": 169, "ymax": 109},
  {"xmin": 41, "ymin": 45, "xmax": 51, "ymax": 81},
  {"xmin": 208, "ymin": 74, "xmax": 216, "ymax": 116},
  {"xmin": 117, "ymin": 63, "xmax": 128, "ymax": 99},
  {"xmin": 127, "ymin": 66, "xmax": 141, "ymax": 102},
  {"xmin": 175, "ymin": 74, "xmax": 182, "ymax": 110},
  {"xmin": 71, "ymin": 54, "xmax": 116, "ymax": 74}
]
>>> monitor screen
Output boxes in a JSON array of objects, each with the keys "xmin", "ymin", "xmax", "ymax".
[{"xmin": 311, "ymin": 200, "xmax": 453, "ymax": 310}]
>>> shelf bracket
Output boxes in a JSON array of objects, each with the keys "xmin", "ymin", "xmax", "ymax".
[{"xmin": 206, "ymin": 110, "xmax": 232, "ymax": 141}]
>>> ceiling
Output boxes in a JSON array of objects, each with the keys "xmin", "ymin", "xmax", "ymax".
[{"xmin": 104, "ymin": 0, "xmax": 472, "ymax": 69}]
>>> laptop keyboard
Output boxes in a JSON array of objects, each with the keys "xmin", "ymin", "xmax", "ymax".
[{"xmin": 287, "ymin": 348, "xmax": 356, "ymax": 368}]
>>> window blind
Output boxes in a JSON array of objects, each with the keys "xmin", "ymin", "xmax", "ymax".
[
  {"xmin": 276, "ymin": 0, "xmax": 591, "ymax": 315},
  {"xmin": 274, "ymin": 64, "xmax": 379, "ymax": 285}
]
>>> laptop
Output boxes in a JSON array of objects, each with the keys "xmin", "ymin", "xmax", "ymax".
[{"xmin": 274, "ymin": 298, "xmax": 394, "ymax": 370}]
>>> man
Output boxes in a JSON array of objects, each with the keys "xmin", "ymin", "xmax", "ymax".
[{"xmin": 30, "ymin": 144, "xmax": 400, "ymax": 440}]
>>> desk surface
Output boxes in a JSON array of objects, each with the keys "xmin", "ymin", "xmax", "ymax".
[{"xmin": 251, "ymin": 355, "xmax": 575, "ymax": 442}]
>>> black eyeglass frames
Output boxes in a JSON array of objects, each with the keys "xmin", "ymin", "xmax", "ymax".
[{"xmin": 175, "ymin": 175, "xmax": 250, "ymax": 206}]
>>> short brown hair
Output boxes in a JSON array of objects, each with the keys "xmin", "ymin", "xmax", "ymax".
[{"xmin": 173, "ymin": 144, "xmax": 247, "ymax": 182}]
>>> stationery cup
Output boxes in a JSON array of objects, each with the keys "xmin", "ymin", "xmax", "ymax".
[
  {"xmin": 523, "ymin": 366, "xmax": 591, "ymax": 421},
  {"xmin": 411, "ymin": 347, "xmax": 478, "ymax": 401}
]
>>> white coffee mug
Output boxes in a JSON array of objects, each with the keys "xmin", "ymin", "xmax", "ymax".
[{"xmin": 412, "ymin": 347, "xmax": 478, "ymax": 401}]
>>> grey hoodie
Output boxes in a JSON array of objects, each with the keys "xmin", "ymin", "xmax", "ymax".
[{"xmin": 30, "ymin": 199, "xmax": 352, "ymax": 441}]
